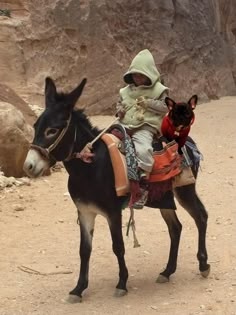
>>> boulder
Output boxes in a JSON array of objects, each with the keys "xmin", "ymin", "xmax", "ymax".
[
  {"xmin": 0, "ymin": 101, "xmax": 33, "ymax": 177},
  {"xmin": 0, "ymin": 83, "xmax": 37, "ymax": 126}
]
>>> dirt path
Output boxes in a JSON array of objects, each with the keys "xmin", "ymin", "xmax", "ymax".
[{"xmin": 0, "ymin": 97, "xmax": 236, "ymax": 315}]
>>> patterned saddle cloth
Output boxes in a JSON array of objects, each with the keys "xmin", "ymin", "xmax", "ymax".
[{"xmin": 102, "ymin": 125, "xmax": 187, "ymax": 205}]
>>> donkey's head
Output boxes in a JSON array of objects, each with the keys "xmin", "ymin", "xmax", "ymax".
[
  {"xmin": 23, "ymin": 77, "xmax": 87, "ymax": 177},
  {"xmin": 165, "ymin": 95, "xmax": 197, "ymax": 128}
]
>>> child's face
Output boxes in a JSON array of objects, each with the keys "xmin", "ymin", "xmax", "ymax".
[{"xmin": 132, "ymin": 73, "xmax": 149, "ymax": 86}]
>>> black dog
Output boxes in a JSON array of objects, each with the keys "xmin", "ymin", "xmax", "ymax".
[{"xmin": 161, "ymin": 95, "xmax": 197, "ymax": 151}]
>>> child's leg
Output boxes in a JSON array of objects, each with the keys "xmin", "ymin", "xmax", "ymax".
[
  {"xmin": 131, "ymin": 129, "xmax": 154, "ymax": 209},
  {"xmin": 132, "ymin": 129, "xmax": 154, "ymax": 175}
]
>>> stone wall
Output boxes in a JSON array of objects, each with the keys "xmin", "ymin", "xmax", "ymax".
[{"xmin": 1, "ymin": 0, "xmax": 236, "ymax": 114}]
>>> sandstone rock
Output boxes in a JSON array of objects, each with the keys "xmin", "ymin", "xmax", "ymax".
[
  {"xmin": 0, "ymin": 83, "xmax": 36, "ymax": 125},
  {"xmin": 0, "ymin": 101, "xmax": 33, "ymax": 177},
  {"xmin": 0, "ymin": 16, "xmax": 27, "ymax": 95},
  {"xmin": 0, "ymin": 173, "xmax": 8, "ymax": 189},
  {"xmin": 0, "ymin": 0, "xmax": 236, "ymax": 114},
  {"xmin": 0, "ymin": 0, "xmax": 28, "ymax": 17},
  {"xmin": 0, "ymin": 171, "xmax": 31, "ymax": 190}
]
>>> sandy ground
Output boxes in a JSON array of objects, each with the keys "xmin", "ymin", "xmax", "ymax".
[{"xmin": 0, "ymin": 97, "xmax": 236, "ymax": 315}]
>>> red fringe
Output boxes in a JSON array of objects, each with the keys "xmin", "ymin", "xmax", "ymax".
[
  {"xmin": 148, "ymin": 179, "xmax": 172, "ymax": 202},
  {"xmin": 128, "ymin": 180, "xmax": 142, "ymax": 208}
]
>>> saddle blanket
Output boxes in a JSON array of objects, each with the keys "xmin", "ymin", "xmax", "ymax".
[
  {"xmin": 101, "ymin": 134, "xmax": 181, "ymax": 197},
  {"xmin": 101, "ymin": 134, "xmax": 130, "ymax": 196}
]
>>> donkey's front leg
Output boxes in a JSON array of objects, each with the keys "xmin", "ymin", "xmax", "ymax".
[
  {"xmin": 68, "ymin": 206, "xmax": 96, "ymax": 303},
  {"xmin": 108, "ymin": 212, "xmax": 128, "ymax": 297}
]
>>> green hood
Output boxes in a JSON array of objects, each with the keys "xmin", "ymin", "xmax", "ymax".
[{"xmin": 123, "ymin": 49, "xmax": 161, "ymax": 87}]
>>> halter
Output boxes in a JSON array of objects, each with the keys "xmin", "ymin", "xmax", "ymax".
[{"xmin": 30, "ymin": 114, "xmax": 73, "ymax": 162}]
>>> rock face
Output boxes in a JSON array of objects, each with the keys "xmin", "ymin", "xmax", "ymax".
[
  {"xmin": 0, "ymin": 83, "xmax": 36, "ymax": 125},
  {"xmin": 0, "ymin": 0, "xmax": 236, "ymax": 114},
  {"xmin": 0, "ymin": 101, "xmax": 33, "ymax": 177}
]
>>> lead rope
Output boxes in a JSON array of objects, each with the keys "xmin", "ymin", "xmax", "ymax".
[
  {"xmin": 80, "ymin": 116, "xmax": 120, "ymax": 154},
  {"xmin": 126, "ymin": 207, "xmax": 140, "ymax": 248}
]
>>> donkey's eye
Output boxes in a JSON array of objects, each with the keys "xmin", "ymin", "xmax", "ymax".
[{"xmin": 45, "ymin": 128, "xmax": 59, "ymax": 138}]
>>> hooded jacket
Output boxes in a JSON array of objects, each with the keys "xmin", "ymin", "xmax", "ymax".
[{"xmin": 118, "ymin": 49, "xmax": 168, "ymax": 131}]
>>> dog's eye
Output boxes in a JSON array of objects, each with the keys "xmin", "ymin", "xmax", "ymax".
[{"xmin": 45, "ymin": 128, "xmax": 59, "ymax": 139}]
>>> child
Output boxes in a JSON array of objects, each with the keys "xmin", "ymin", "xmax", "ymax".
[{"xmin": 116, "ymin": 49, "xmax": 169, "ymax": 209}]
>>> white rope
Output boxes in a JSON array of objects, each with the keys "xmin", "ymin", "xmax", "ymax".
[
  {"xmin": 90, "ymin": 116, "xmax": 120, "ymax": 146},
  {"xmin": 81, "ymin": 116, "xmax": 120, "ymax": 153},
  {"xmin": 126, "ymin": 207, "xmax": 140, "ymax": 248}
]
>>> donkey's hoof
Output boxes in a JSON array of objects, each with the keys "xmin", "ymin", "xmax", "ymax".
[
  {"xmin": 156, "ymin": 274, "xmax": 169, "ymax": 283},
  {"xmin": 114, "ymin": 288, "xmax": 128, "ymax": 297},
  {"xmin": 201, "ymin": 264, "xmax": 211, "ymax": 278},
  {"xmin": 65, "ymin": 294, "xmax": 82, "ymax": 304}
]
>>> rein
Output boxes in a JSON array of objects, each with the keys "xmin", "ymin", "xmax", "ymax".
[{"xmin": 68, "ymin": 116, "xmax": 120, "ymax": 163}]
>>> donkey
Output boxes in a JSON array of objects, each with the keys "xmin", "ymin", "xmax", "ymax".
[{"xmin": 23, "ymin": 77, "xmax": 210, "ymax": 303}]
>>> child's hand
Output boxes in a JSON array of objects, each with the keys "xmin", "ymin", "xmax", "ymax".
[
  {"xmin": 116, "ymin": 108, "xmax": 126, "ymax": 119},
  {"xmin": 115, "ymin": 102, "xmax": 126, "ymax": 119},
  {"xmin": 136, "ymin": 96, "xmax": 148, "ymax": 109}
]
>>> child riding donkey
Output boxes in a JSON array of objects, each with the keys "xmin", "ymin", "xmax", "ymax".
[{"xmin": 116, "ymin": 49, "xmax": 169, "ymax": 209}]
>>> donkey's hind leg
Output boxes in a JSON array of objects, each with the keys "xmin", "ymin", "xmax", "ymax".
[
  {"xmin": 108, "ymin": 211, "xmax": 129, "ymax": 297},
  {"xmin": 156, "ymin": 208, "xmax": 182, "ymax": 283},
  {"xmin": 68, "ymin": 205, "xmax": 96, "ymax": 303},
  {"xmin": 174, "ymin": 185, "xmax": 210, "ymax": 277}
]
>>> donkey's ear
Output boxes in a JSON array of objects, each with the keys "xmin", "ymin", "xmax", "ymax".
[
  {"xmin": 165, "ymin": 97, "xmax": 176, "ymax": 111},
  {"xmin": 66, "ymin": 78, "xmax": 87, "ymax": 109},
  {"xmin": 188, "ymin": 95, "xmax": 198, "ymax": 109},
  {"xmin": 45, "ymin": 77, "xmax": 57, "ymax": 106}
]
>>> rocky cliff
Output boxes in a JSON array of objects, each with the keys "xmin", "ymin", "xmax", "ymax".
[{"xmin": 1, "ymin": 0, "xmax": 236, "ymax": 114}]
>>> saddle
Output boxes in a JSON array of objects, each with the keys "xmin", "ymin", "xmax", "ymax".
[{"xmin": 102, "ymin": 125, "xmax": 182, "ymax": 199}]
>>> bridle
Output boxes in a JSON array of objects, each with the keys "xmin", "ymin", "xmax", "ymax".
[{"xmin": 30, "ymin": 114, "xmax": 75, "ymax": 163}]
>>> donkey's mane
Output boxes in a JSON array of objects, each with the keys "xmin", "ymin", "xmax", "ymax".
[
  {"xmin": 53, "ymin": 89, "xmax": 101, "ymax": 138},
  {"xmin": 73, "ymin": 109, "xmax": 101, "ymax": 137}
]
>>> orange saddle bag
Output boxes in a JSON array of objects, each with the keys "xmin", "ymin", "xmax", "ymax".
[{"xmin": 149, "ymin": 140, "xmax": 181, "ymax": 182}]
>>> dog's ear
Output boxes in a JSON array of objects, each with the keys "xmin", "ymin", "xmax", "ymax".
[
  {"xmin": 165, "ymin": 97, "xmax": 176, "ymax": 111},
  {"xmin": 188, "ymin": 95, "xmax": 198, "ymax": 110}
]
